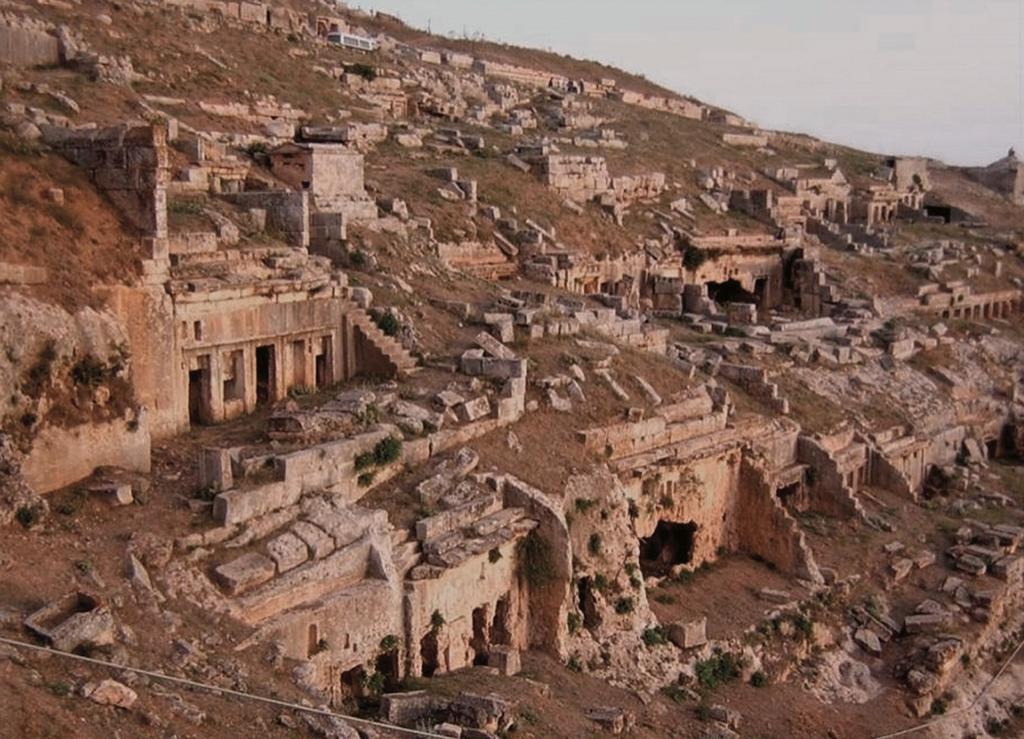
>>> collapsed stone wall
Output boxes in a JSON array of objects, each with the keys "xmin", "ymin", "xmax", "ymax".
[{"xmin": 541, "ymin": 155, "xmax": 611, "ymax": 202}]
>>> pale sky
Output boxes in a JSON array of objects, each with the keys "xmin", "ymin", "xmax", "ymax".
[{"xmin": 357, "ymin": 0, "xmax": 1024, "ymax": 166}]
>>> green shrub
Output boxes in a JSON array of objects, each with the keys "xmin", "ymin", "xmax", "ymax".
[
  {"xmin": 567, "ymin": 612, "xmax": 581, "ymax": 634},
  {"xmin": 430, "ymin": 610, "xmax": 445, "ymax": 631},
  {"xmin": 750, "ymin": 671, "xmax": 768, "ymax": 688},
  {"xmin": 654, "ymin": 592, "xmax": 676, "ymax": 605},
  {"xmin": 566, "ymin": 655, "xmax": 583, "ymax": 673},
  {"xmin": 15, "ymin": 506, "xmax": 38, "ymax": 528},
  {"xmin": 695, "ymin": 651, "xmax": 739, "ymax": 691},
  {"xmin": 347, "ymin": 62, "xmax": 377, "ymax": 81},
  {"xmin": 588, "ymin": 533, "xmax": 602, "ymax": 556},
  {"xmin": 348, "ymin": 249, "xmax": 367, "ymax": 268},
  {"xmin": 642, "ymin": 626, "xmax": 667, "ymax": 647},
  {"xmin": 661, "ymin": 684, "xmax": 687, "ymax": 704},
  {"xmin": 614, "ymin": 597, "xmax": 634, "ymax": 615},
  {"xmin": 574, "ymin": 498, "xmax": 597, "ymax": 513},
  {"xmin": 354, "ymin": 451, "xmax": 375, "ymax": 471},
  {"xmin": 695, "ymin": 702, "xmax": 712, "ymax": 721},
  {"xmin": 791, "ymin": 613, "xmax": 814, "ymax": 640},
  {"xmin": 375, "ymin": 312, "xmax": 401, "ymax": 338},
  {"xmin": 363, "ymin": 671, "xmax": 386, "ymax": 695},
  {"xmin": 71, "ymin": 355, "xmax": 108, "ymax": 387},
  {"xmin": 379, "ymin": 634, "xmax": 399, "ymax": 653},
  {"xmin": 682, "ymin": 247, "xmax": 707, "ymax": 271},
  {"xmin": 48, "ymin": 681, "xmax": 71, "ymax": 697},
  {"xmin": 930, "ymin": 697, "xmax": 947, "ymax": 716},
  {"xmin": 373, "ymin": 436, "xmax": 402, "ymax": 465},
  {"xmin": 592, "ymin": 573, "xmax": 609, "ymax": 591},
  {"xmin": 518, "ymin": 531, "xmax": 555, "ymax": 587},
  {"xmin": 357, "ymin": 471, "xmax": 375, "ymax": 487}
]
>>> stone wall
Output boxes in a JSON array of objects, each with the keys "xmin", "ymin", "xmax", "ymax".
[
  {"xmin": 42, "ymin": 124, "xmax": 169, "ymax": 238},
  {"xmin": 222, "ymin": 191, "xmax": 309, "ymax": 247},
  {"xmin": 540, "ymin": 155, "xmax": 611, "ymax": 202},
  {"xmin": 0, "ymin": 18, "xmax": 59, "ymax": 66}
]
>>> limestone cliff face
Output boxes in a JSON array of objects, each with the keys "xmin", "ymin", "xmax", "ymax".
[
  {"xmin": 562, "ymin": 467, "xmax": 686, "ymax": 691},
  {"xmin": 0, "ymin": 294, "xmax": 148, "ymax": 492}
]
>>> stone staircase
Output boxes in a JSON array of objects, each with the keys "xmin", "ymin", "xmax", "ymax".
[
  {"xmin": 350, "ymin": 309, "xmax": 419, "ymax": 377},
  {"xmin": 390, "ymin": 528, "xmax": 423, "ymax": 579}
]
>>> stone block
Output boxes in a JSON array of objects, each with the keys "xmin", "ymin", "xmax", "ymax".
[
  {"xmin": 213, "ymin": 552, "xmax": 275, "ymax": 595},
  {"xmin": 457, "ymin": 396, "xmax": 491, "ymax": 422},
  {"xmin": 487, "ymin": 645, "xmax": 521, "ymax": 676},
  {"xmin": 668, "ymin": 617, "xmax": 707, "ymax": 649},
  {"xmin": 291, "ymin": 521, "xmax": 335, "ymax": 559}
]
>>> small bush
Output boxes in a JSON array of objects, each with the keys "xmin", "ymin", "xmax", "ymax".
[
  {"xmin": 71, "ymin": 356, "xmax": 107, "ymax": 387},
  {"xmin": 354, "ymin": 451, "xmax": 375, "ymax": 471},
  {"xmin": 575, "ymin": 498, "xmax": 597, "ymax": 513},
  {"xmin": 654, "ymin": 592, "xmax": 676, "ymax": 605},
  {"xmin": 375, "ymin": 312, "xmax": 401, "ymax": 338},
  {"xmin": 661, "ymin": 684, "xmax": 687, "ymax": 704},
  {"xmin": 566, "ymin": 655, "xmax": 583, "ymax": 673},
  {"xmin": 695, "ymin": 651, "xmax": 739, "ymax": 691},
  {"xmin": 588, "ymin": 533, "xmax": 602, "ymax": 556},
  {"xmin": 567, "ymin": 612, "xmax": 581, "ymax": 634},
  {"xmin": 518, "ymin": 531, "xmax": 555, "ymax": 588},
  {"xmin": 347, "ymin": 62, "xmax": 377, "ymax": 81},
  {"xmin": 682, "ymin": 247, "xmax": 708, "ymax": 271},
  {"xmin": 695, "ymin": 702, "xmax": 712, "ymax": 722},
  {"xmin": 627, "ymin": 500, "xmax": 639, "ymax": 519},
  {"xmin": 357, "ymin": 471, "xmax": 375, "ymax": 487},
  {"xmin": 488, "ymin": 548, "xmax": 503, "ymax": 563},
  {"xmin": 614, "ymin": 597, "xmax": 635, "ymax": 615},
  {"xmin": 15, "ymin": 506, "xmax": 38, "ymax": 528},
  {"xmin": 430, "ymin": 610, "xmax": 445, "ymax": 631},
  {"xmin": 379, "ymin": 634, "xmax": 399, "ymax": 653},
  {"xmin": 930, "ymin": 697, "xmax": 947, "ymax": 716},
  {"xmin": 642, "ymin": 626, "xmax": 667, "ymax": 647},
  {"xmin": 592, "ymin": 573, "xmax": 609, "ymax": 591},
  {"xmin": 363, "ymin": 671, "xmax": 386, "ymax": 695},
  {"xmin": 373, "ymin": 436, "xmax": 402, "ymax": 465},
  {"xmin": 348, "ymin": 249, "xmax": 367, "ymax": 268},
  {"xmin": 750, "ymin": 671, "xmax": 768, "ymax": 688},
  {"xmin": 48, "ymin": 681, "xmax": 71, "ymax": 697},
  {"xmin": 791, "ymin": 613, "xmax": 814, "ymax": 640}
]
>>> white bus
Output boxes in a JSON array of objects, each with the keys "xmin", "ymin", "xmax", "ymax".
[{"xmin": 326, "ymin": 32, "xmax": 378, "ymax": 53}]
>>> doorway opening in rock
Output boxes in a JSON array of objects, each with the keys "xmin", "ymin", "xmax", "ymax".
[
  {"xmin": 315, "ymin": 336, "xmax": 332, "ymax": 389},
  {"xmin": 471, "ymin": 606, "xmax": 490, "ymax": 666},
  {"xmin": 188, "ymin": 355, "xmax": 211, "ymax": 426},
  {"xmin": 256, "ymin": 344, "xmax": 276, "ymax": 406},
  {"xmin": 640, "ymin": 521, "xmax": 697, "ymax": 576},
  {"xmin": 1002, "ymin": 424, "xmax": 1020, "ymax": 459},
  {"xmin": 776, "ymin": 481, "xmax": 802, "ymax": 508},
  {"xmin": 577, "ymin": 577, "xmax": 602, "ymax": 630},
  {"xmin": 707, "ymin": 280, "xmax": 757, "ymax": 305},
  {"xmin": 340, "ymin": 665, "xmax": 366, "ymax": 698},
  {"xmin": 492, "ymin": 595, "xmax": 511, "ymax": 646},
  {"xmin": 420, "ymin": 631, "xmax": 439, "ymax": 677},
  {"xmin": 306, "ymin": 623, "xmax": 319, "ymax": 658},
  {"xmin": 985, "ymin": 438, "xmax": 999, "ymax": 460}
]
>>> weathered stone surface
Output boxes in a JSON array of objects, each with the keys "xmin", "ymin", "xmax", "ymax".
[
  {"xmin": 267, "ymin": 532, "xmax": 309, "ymax": 573},
  {"xmin": 213, "ymin": 552, "xmax": 275, "ymax": 594},
  {"xmin": 82, "ymin": 679, "xmax": 137, "ymax": 709},
  {"xmin": 668, "ymin": 617, "xmax": 707, "ymax": 649}
]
